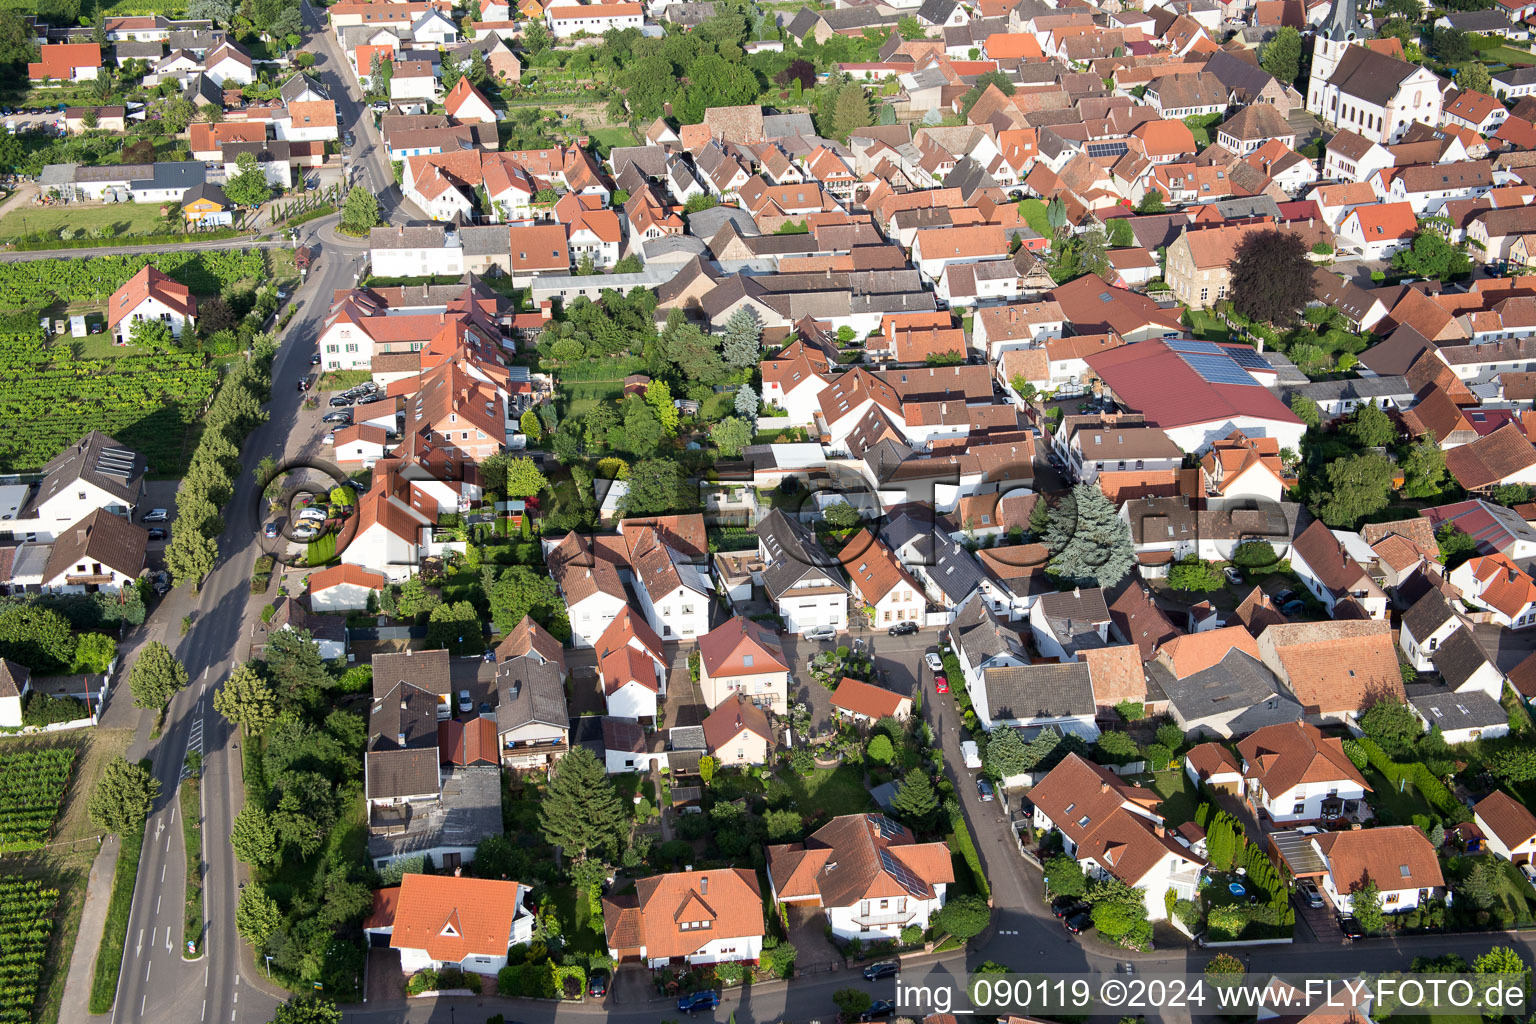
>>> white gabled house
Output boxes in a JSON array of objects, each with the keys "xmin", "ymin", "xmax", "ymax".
[
  {"xmin": 1237, "ymin": 722, "xmax": 1370, "ymax": 824},
  {"xmin": 603, "ymin": 869, "xmax": 764, "ymax": 968},
  {"xmin": 366, "ymin": 874, "xmax": 534, "ymax": 978},
  {"xmin": 595, "ymin": 607, "xmax": 667, "ymax": 721},
  {"xmin": 1474, "ymin": 791, "xmax": 1536, "ymax": 865}
]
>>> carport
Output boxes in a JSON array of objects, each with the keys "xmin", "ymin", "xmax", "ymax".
[{"xmin": 1267, "ymin": 829, "xmax": 1327, "ymax": 881}]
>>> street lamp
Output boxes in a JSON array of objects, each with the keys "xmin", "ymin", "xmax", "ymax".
[{"xmin": 264, "ymin": 954, "xmax": 273, "ymax": 978}]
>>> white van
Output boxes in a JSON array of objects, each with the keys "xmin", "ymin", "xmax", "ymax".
[{"xmin": 960, "ymin": 740, "xmax": 982, "ymax": 770}]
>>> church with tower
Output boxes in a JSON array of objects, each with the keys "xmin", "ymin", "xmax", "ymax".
[{"xmin": 1305, "ymin": 0, "xmax": 1444, "ymax": 144}]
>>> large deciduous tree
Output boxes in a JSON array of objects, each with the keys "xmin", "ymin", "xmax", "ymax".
[
  {"xmin": 129, "ymin": 641, "xmax": 188, "ymax": 711},
  {"xmin": 214, "ymin": 663, "xmax": 280, "ymax": 733},
  {"xmin": 1230, "ymin": 229, "xmax": 1312, "ymax": 326},
  {"xmin": 88, "ymin": 755, "xmax": 159, "ymax": 834}
]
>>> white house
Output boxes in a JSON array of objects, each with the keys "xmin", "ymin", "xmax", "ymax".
[
  {"xmin": 837, "ymin": 530, "xmax": 925, "ymax": 630},
  {"xmin": 1399, "ymin": 589, "xmax": 1465, "ymax": 672},
  {"xmin": 1029, "ymin": 754, "xmax": 1204, "ymax": 922},
  {"xmin": 547, "ymin": 1, "xmax": 645, "ymax": 36},
  {"xmin": 1450, "ymin": 554, "xmax": 1536, "ymax": 628},
  {"xmin": 8, "ymin": 430, "xmax": 146, "ymax": 543},
  {"xmin": 1314, "ymin": 826, "xmax": 1444, "ymax": 915},
  {"xmin": 603, "ymin": 869, "xmax": 764, "ymax": 968},
  {"xmin": 595, "ymin": 608, "xmax": 667, "ymax": 721},
  {"xmin": 369, "ymin": 874, "xmax": 534, "ymax": 977},
  {"xmin": 308, "ymin": 564, "xmax": 388, "ymax": 613},
  {"xmin": 202, "ymin": 43, "xmax": 253, "ymax": 86},
  {"xmin": 341, "ymin": 482, "xmax": 434, "ymax": 583},
  {"xmin": 767, "ymin": 814, "xmax": 952, "ymax": 942},
  {"xmin": 390, "ymin": 59, "xmax": 439, "ymax": 101},
  {"xmin": 107, "ymin": 264, "xmax": 197, "ymax": 346},
  {"xmin": 1409, "ymin": 689, "xmax": 1509, "ymax": 744},
  {"xmin": 628, "ymin": 526, "xmax": 712, "ymax": 642},
  {"xmin": 757, "ymin": 508, "xmax": 848, "ymax": 635},
  {"xmin": 444, "ymin": 76, "xmax": 496, "ymax": 124},
  {"xmin": 40, "ymin": 509, "xmax": 147, "ymax": 595},
  {"xmin": 546, "ymin": 531, "xmax": 629, "ymax": 648},
  {"xmin": 0, "ymin": 661, "xmax": 30, "ymax": 729},
  {"xmin": 1290, "ymin": 521, "xmax": 1389, "ymax": 620},
  {"xmin": 1474, "ymin": 791, "xmax": 1536, "ymax": 865},
  {"xmin": 1237, "ymin": 722, "xmax": 1370, "ymax": 824}
]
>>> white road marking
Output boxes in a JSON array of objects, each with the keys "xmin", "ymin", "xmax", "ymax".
[
  {"xmin": 136, "ymin": 929, "xmax": 143, "ymax": 955},
  {"xmin": 156, "ymin": 894, "xmax": 161, "ymax": 914},
  {"xmin": 201, "ymin": 999, "xmax": 206, "ymax": 1021},
  {"xmin": 161, "ymin": 865, "xmax": 165, "ymax": 882},
  {"xmin": 149, "ymin": 928, "xmax": 155, "ymax": 948},
  {"xmin": 142, "ymin": 995, "xmax": 146, "ymax": 1015},
  {"xmin": 233, "ymin": 992, "xmax": 238, "ymax": 1003},
  {"xmin": 166, "ymin": 932, "xmax": 171, "ymax": 952}
]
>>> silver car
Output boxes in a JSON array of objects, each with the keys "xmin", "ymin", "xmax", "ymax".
[{"xmin": 802, "ymin": 625, "xmax": 836, "ymax": 642}]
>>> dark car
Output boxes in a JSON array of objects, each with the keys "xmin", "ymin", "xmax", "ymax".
[
  {"xmin": 587, "ymin": 970, "xmax": 609, "ymax": 997},
  {"xmin": 888, "ymin": 621, "xmax": 919, "ymax": 636},
  {"xmin": 977, "ymin": 778, "xmax": 995, "ymax": 802},
  {"xmin": 297, "ymin": 378, "xmax": 310, "ymax": 392},
  {"xmin": 328, "ymin": 395, "xmax": 352, "ymax": 407},
  {"xmin": 1279, "ymin": 599, "xmax": 1306, "ymax": 615},
  {"xmin": 860, "ymin": 1001, "xmax": 895, "ymax": 1021},
  {"xmin": 1339, "ymin": 916, "xmax": 1365, "ymax": 942},
  {"xmin": 677, "ymin": 991, "xmax": 720, "ymax": 1014},
  {"xmin": 1064, "ymin": 911, "xmax": 1093, "ymax": 934},
  {"xmin": 1052, "ymin": 897, "xmax": 1088, "ymax": 918},
  {"xmin": 322, "ymin": 411, "xmax": 351, "ymax": 424},
  {"xmin": 311, "ymin": 353, "xmax": 321, "ymax": 365},
  {"xmin": 264, "ymin": 522, "xmax": 279, "ymax": 539},
  {"xmin": 147, "ymin": 527, "xmax": 166, "ymax": 541},
  {"xmin": 342, "ymin": 130, "xmax": 356, "ymax": 147},
  {"xmin": 863, "ymin": 960, "xmax": 899, "ymax": 982}
]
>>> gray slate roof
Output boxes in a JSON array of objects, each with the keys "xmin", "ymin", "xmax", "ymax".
[
  {"xmin": 1431, "ymin": 626, "xmax": 1493, "ymax": 691},
  {"xmin": 928, "ymin": 538, "xmax": 988, "ymax": 604},
  {"xmin": 1411, "ymin": 689, "xmax": 1507, "ymax": 731},
  {"xmin": 982, "ymin": 662, "xmax": 1096, "ymax": 721},
  {"xmin": 495, "ymin": 654, "xmax": 568, "ymax": 731},
  {"xmin": 34, "ymin": 431, "xmax": 144, "ymax": 508},
  {"xmin": 1153, "ymin": 649, "xmax": 1302, "ymax": 729}
]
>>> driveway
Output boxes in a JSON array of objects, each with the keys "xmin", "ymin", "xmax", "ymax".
[
  {"xmin": 608, "ymin": 963, "xmax": 651, "ymax": 1007},
  {"xmin": 665, "ymin": 651, "xmax": 706, "ymax": 729},
  {"xmin": 785, "ymin": 903, "xmax": 844, "ymax": 972},
  {"xmin": 365, "ymin": 948, "xmax": 405, "ymax": 1004}
]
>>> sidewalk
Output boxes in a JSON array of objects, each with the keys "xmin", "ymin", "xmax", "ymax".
[{"xmin": 57, "ymin": 833, "xmax": 121, "ymax": 1023}]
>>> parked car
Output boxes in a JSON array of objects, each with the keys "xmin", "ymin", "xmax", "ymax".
[
  {"xmin": 803, "ymin": 625, "xmax": 836, "ymax": 642},
  {"xmin": 1223, "ymin": 565, "xmax": 1243, "ymax": 585},
  {"xmin": 924, "ymin": 652, "xmax": 943, "ymax": 672},
  {"xmin": 292, "ymin": 525, "xmax": 320, "ymax": 541},
  {"xmin": 342, "ymin": 130, "xmax": 356, "ymax": 147},
  {"xmin": 677, "ymin": 991, "xmax": 720, "ymax": 1014},
  {"xmin": 147, "ymin": 527, "xmax": 166, "ymax": 541},
  {"xmin": 888, "ymin": 621, "xmax": 919, "ymax": 636},
  {"xmin": 311, "ymin": 353, "xmax": 321, "ymax": 365},
  {"xmin": 264, "ymin": 522, "xmax": 279, "ymax": 539},
  {"xmin": 587, "ymin": 970, "xmax": 609, "ymax": 998},
  {"xmin": 863, "ymin": 960, "xmax": 899, "ymax": 981},
  {"xmin": 1280, "ymin": 599, "xmax": 1306, "ymax": 615},
  {"xmin": 328, "ymin": 395, "xmax": 351, "ymax": 407},
  {"xmin": 1296, "ymin": 880, "xmax": 1324, "ymax": 908},
  {"xmin": 297, "ymin": 378, "xmax": 310, "ymax": 392},
  {"xmin": 322, "ymin": 412, "xmax": 351, "ymax": 424},
  {"xmin": 1273, "ymin": 589, "xmax": 1298, "ymax": 605},
  {"xmin": 934, "ymin": 674, "xmax": 949, "ymax": 694},
  {"xmin": 977, "ymin": 777, "xmax": 995, "ymax": 802},
  {"xmin": 1064, "ymin": 911, "xmax": 1092, "ymax": 934},
  {"xmin": 297, "ymin": 508, "xmax": 328, "ymax": 525},
  {"xmin": 458, "ymin": 689, "xmax": 473, "ymax": 713},
  {"xmin": 1338, "ymin": 916, "xmax": 1365, "ymax": 942},
  {"xmin": 321, "ymin": 432, "xmax": 335, "ymax": 445},
  {"xmin": 860, "ymin": 1001, "xmax": 895, "ymax": 1021},
  {"xmin": 141, "ymin": 508, "xmax": 168, "ymax": 523},
  {"xmin": 1052, "ymin": 896, "xmax": 1088, "ymax": 918}
]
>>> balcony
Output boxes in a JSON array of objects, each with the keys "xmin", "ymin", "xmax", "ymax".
[{"xmin": 850, "ymin": 910, "xmax": 916, "ymax": 928}]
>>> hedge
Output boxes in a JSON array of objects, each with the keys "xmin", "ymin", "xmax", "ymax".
[
  {"xmin": 20, "ymin": 691, "xmax": 89, "ymax": 727},
  {"xmin": 947, "ymin": 814, "xmax": 991, "ymax": 901},
  {"xmin": 1357, "ymin": 737, "xmax": 1469, "ymax": 822}
]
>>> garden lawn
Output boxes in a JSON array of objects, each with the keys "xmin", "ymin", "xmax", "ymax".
[
  {"xmin": 1478, "ymin": 44, "xmax": 1536, "ymax": 66},
  {"xmin": 1187, "ymin": 309, "xmax": 1230, "ymax": 343},
  {"xmin": 780, "ymin": 764, "xmax": 874, "ymax": 819},
  {"xmin": 1018, "ymin": 198, "xmax": 1050, "ymax": 238},
  {"xmin": 1362, "ymin": 766, "xmax": 1435, "ymax": 826},
  {"xmin": 587, "ymin": 126, "xmax": 637, "ymax": 155},
  {"xmin": 1152, "ymin": 769, "xmax": 1200, "ymax": 828},
  {"xmin": 0, "ymin": 204, "xmax": 174, "ymax": 242}
]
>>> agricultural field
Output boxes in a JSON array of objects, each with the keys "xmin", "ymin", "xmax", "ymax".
[
  {"xmin": 0, "ymin": 332, "xmax": 218, "ymax": 474},
  {"xmin": 0, "ymin": 747, "xmax": 76, "ymax": 852},
  {"xmin": 0, "ymin": 205, "xmax": 171, "ymax": 244},
  {"xmin": 0, "ymin": 879, "xmax": 60, "ymax": 1024}
]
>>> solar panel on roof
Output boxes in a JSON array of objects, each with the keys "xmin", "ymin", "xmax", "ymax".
[
  {"xmin": 1225, "ymin": 346, "xmax": 1272, "ymax": 370},
  {"xmin": 879, "ymin": 848, "xmax": 928, "ymax": 897},
  {"xmin": 871, "ymin": 814, "xmax": 904, "ymax": 840},
  {"xmin": 1085, "ymin": 141, "xmax": 1128, "ymax": 158},
  {"xmin": 1181, "ymin": 352, "xmax": 1261, "ymax": 386},
  {"xmin": 1166, "ymin": 339, "xmax": 1223, "ymax": 354}
]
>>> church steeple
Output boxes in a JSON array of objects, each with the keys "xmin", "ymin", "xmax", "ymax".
[{"xmin": 1317, "ymin": 0, "xmax": 1367, "ymax": 43}]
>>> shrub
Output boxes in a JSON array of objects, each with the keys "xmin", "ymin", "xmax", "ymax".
[
  {"xmin": 21, "ymin": 692, "xmax": 89, "ymax": 727},
  {"xmin": 407, "ymin": 969, "xmax": 439, "ymax": 995}
]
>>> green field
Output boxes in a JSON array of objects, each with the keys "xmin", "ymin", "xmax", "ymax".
[
  {"xmin": 1018, "ymin": 198, "xmax": 1050, "ymax": 238},
  {"xmin": 0, "ymin": 205, "xmax": 173, "ymax": 243}
]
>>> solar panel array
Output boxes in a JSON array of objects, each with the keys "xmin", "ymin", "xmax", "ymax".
[
  {"xmin": 97, "ymin": 447, "xmax": 138, "ymax": 480},
  {"xmin": 1181, "ymin": 352, "xmax": 1261, "ymax": 386},
  {"xmin": 1085, "ymin": 141, "xmax": 1129, "ymax": 159},
  {"xmin": 1226, "ymin": 346, "xmax": 1272, "ymax": 371},
  {"xmin": 879, "ymin": 848, "xmax": 929, "ymax": 897},
  {"xmin": 871, "ymin": 814, "xmax": 905, "ymax": 841},
  {"xmin": 1166, "ymin": 339, "xmax": 1223, "ymax": 355}
]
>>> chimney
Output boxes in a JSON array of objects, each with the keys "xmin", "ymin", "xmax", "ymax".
[
  {"xmin": 700, "ymin": 875, "xmax": 709, "ymax": 894},
  {"xmin": 397, "ymin": 731, "xmax": 406, "ymax": 745},
  {"xmin": 1154, "ymin": 823, "xmax": 1166, "ymax": 838},
  {"xmin": 1101, "ymin": 779, "xmax": 1110, "ymax": 793}
]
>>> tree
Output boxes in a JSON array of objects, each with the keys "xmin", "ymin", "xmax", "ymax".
[
  {"xmin": 734, "ymin": 384, "xmax": 759, "ymax": 418},
  {"xmin": 339, "ymin": 186, "xmax": 379, "ymax": 236},
  {"xmin": 833, "ymin": 989, "xmax": 873, "ymax": 1018},
  {"xmin": 88, "ymin": 756, "xmax": 159, "ymax": 834},
  {"xmin": 1401, "ymin": 437, "xmax": 1448, "ymax": 498},
  {"xmin": 644, "ymin": 380, "xmax": 679, "ymax": 436},
  {"xmin": 708, "ymin": 417, "xmax": 753, "ymax": 458},
  {"xmin": 866, "ymin": 734, "xmax": 894, "ymax": 764},
  {"xmin": 1107, "ymin": 217, "xmax": 1134, "ymax": 248},
  {"xmin": 831, "ymin": 82, "xmax": 872, "ymax": 140},
  {"xmin": 1168, "ymin": 556, "xmax": 1224, "ymax": 592},
  {"xmin": 697, "ymin": 754, "xmax": 717, "ymax": 786},
  {"xmin": 230, "ymin": 804, "xmax": 278, "ymax": 866},
  {"xmin": 165, "ymin": 522, "xmax": 218, "ymax": 588},
  {"xmin": 775, "ymin": 59, "xmax": 816, "ymax": 90},
  {"xmin": 721, "ymin": 307, "xmax": 762, "ymax": 368},
  {"xmin": 523, "ymin": 18, "xmax": 550, "ymax": 54},
  {"xmin": 427, "ymin": 601, "xmax": 482, "ymax": 655},
  {"xmin": 1044, "ymin": 854, "xmax": 1087, "ymax": 897},
  {"xmin": 498, "ymin": 456, "xmax": 548, "ymax": 499},
  {"xmin": 439, "ymin": 54, "xmax": 464, "ymax": 93},
  {"xmin": 1429, "ymin": 26, "xmax": 1472, "ymax": 64},
  {"xmin": 934, "ymin": 894, "xmax": 990, "ymax": 941},
  {"xmin": 1488, "ymin": 746, "xmax": 1536, "ymax": 784},
  {"xmin": 620, "ymin": 458, "xmax": 688, "ymax": 515},
  {"xmin": 268, "ymin": 998, "xmax": 342, "ymax": 1024},
  {"xmin": 1345, "ymin": 401, "xmax": 1395, "ymax": 447},
  {"xmin": 1394, "ymin": 227, "xmax": 1473, "ymax": 281},
  {"xmin": 1315, "ymin": 452, "xmax": 1394, "ymax": 527},
  {"xmin": 1359, "ymin": 699, "xmax": 1422, "ymax": 753},
  {"xmin": 0, "ymin": 605, "xmax": 76, "ymax": 672},
  {"xmin": 892, "ymin": 768, "xmax": 939, "ymax": 831},
  {"xmin": 395, "ymin": 577, "xmax": 439, "ymax": 620},
  {"xmin": 129, "ymin": 641, "xmax": 188, "ymax": 711},
  {"xmin": 1460, "ymin": 856, "xmax": 1505, "ymax": 909},
  {"xmin": 764, "ymin": 809, "xmax": 803, "ymax": 843},
  {"xmin": 225, "ymin": 152, "xmax": 272, "ymax": 208},
  {"xmin": 1136, "ymin": 191, "xmax": 1166, "ymax": 214},
  {"xmin": 1260, "ymin": 26, "xmax": 1302, "ymax": 84},
  {"xmin": 185, "ymin": 0, "xmax": 235, "ymax": 24},
  {"xmin": 1096, "ymin": 731, "xmax": 1140, "ymax": 762},
  {"xmin": 236, "ymin": 883, "xmax": 283, "ymax": 949},
  {"xmin": 213, "ymin": 663, "xmax": 279, "ymax": 733},
  {"xmin": 1350, "ymin": 878, "xmax": 1383, "ymax": 934},
  {"xmin": 1045, "ymin": 483, "xmax": 1135, "ymax": 587},
  {"xmin": 129, "ymin": 318, "xmax": 174, "ymax": 351},
  {"xmin": 1206, "ymin": 953, "xmax": 1246, "ymax": 977},
  {"xmin": 1474, "ymin": 946, "xmax": 1525, "ymax": 976},
  {"xmin": 540, "ymin": 747, "xmax": 627, "ymax": 859},
  {"xmin": 0, "ymin": 11, "xmax": 37, "ymax": 67},
  {"xmin": 367, "ymin": 52, "xmax": 394, "ymax": 97},
  {"xmin": 1460, "ymin": 60, "xmax": 1493, "ymax": 95},
  {"xmin": 823, "ymin": 501, "xmax": 861, "ymax": 530},
  {"xmin": 519, "ymin": 409, "xmax": 543, "ymax": 441},
  {"xmin": 1230, "ymin": 229, "xmax": 1312, "ymax": 326},
  {"xmin": 72, "ymin": 632, "xmax": 116, "ymax": 674}
]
